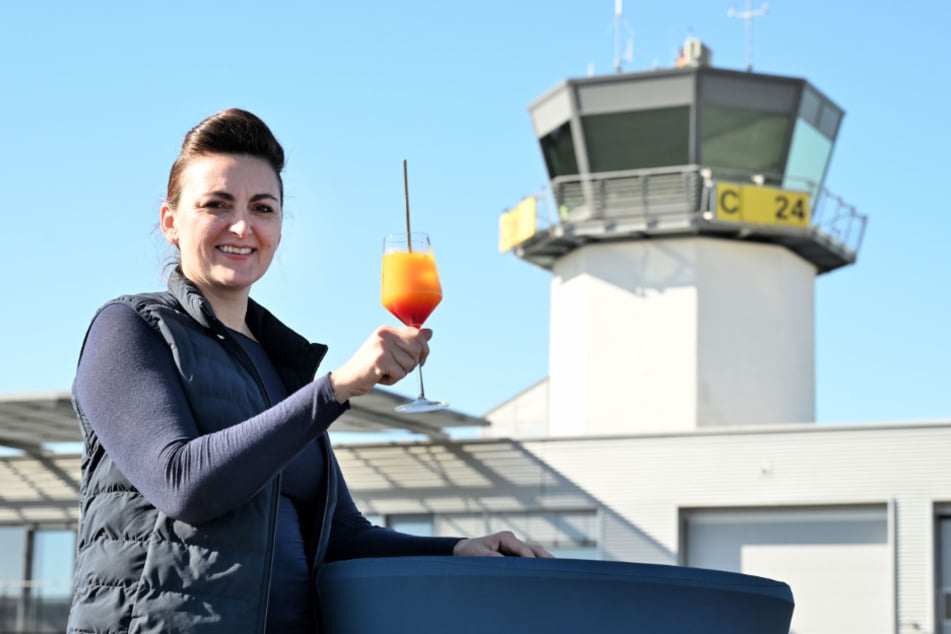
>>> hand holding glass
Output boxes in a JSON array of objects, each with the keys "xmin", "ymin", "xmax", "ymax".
[{"xmin": 381, "ymin": 232, "xmax": 449, "ymax": 412}]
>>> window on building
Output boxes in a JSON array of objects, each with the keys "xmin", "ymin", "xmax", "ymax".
[
  {"xmin": 363, "ymin": 511, "xmax": 600, "ymax": 559},
  {"xmin": 582, "ymin": 107, "xmax": 690, "ymax": 173},
  {"xmin": 783, "ymin": 117, "xmax": 834, "ymax": 198},
  {"xmin": 940, "ymin": 515, "xmax": 951, "ymax": 634},
  {"xmin": 437, "ymin": 510, "xmax": 600, "ymax": 560},
  {"xmin": 30, "ymin": 530, "xmax": 74, "ymax": 631},
  {"xmin": 539, "ymin": 122, "xmax": 579, "ymax": 179},
  {"xmin": 361, "ymin": 514, "xmax": 434, "ymax": 536},
  {"xmin": 700, "ymin": 105, "xmax": 791, "ymax": 177},
  {"xmin": 387, "ymin": 515, "xmax": 434, "ymax": 537},
  {"xmin": 0, "ymin": 525, "xmax": 75, "ymax": 634},
  {"xmin": 0, "ymin": 527, "xmax": 27, "ymax": 633}
]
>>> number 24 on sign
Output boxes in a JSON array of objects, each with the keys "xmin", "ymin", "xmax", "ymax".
[{"xmin": 715, "ymin": 183, "xmax": 810, "ymax": 228}]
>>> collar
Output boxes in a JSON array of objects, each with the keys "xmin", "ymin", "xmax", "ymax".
[
  {"xmin": 167, "ymin": 272, "xmax": 221, "ymax": 333},
  {"xmin": 167, "ymin": 272, "xmax": 329, "ymax": 389}
]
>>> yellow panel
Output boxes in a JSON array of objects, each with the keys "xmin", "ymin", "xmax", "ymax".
[
  {"xmin": 715, "ymin": 183, "xmax": 810, "ymax": 228},
  {"xmin": 499, "ymin": 196, "xmax": 537, "ymax": 252}
]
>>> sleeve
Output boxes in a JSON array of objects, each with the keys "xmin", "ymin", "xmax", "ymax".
[
  {"xmin": 324, "ymin": 455, "xmax": 461, "ymax": 562},
  {"xmin": 73, "ymin": 302, "xmax": 348, "ymax": 524}
]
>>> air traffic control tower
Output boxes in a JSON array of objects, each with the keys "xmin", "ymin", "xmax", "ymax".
[{"xmin": 499, "ymin": 41, "xmax": 866, "ymax": 436}]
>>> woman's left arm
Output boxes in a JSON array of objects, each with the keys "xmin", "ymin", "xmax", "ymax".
[
  {"xmin": 324, "ymin": 458, "xmax": 552, "ymax": 561},
  {"xmin": 324, "ymin": 459, "xmax": 459, "ymax": 561}
]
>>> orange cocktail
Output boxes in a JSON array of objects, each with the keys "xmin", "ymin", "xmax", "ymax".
[
  {"xmin": 381, "ymin": 230, "xmax": 448, "ymax": 412},
  {"xmin": 381, "ymin": 251, "xmax": 443, "ymax": 328}
]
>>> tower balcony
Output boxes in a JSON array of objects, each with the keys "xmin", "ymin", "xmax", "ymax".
[{"xmin": 511, "ymin": 164, "xmax": 866, "ymax": 275}]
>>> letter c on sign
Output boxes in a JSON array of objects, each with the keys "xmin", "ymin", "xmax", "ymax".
[{"xmin": 720, "ymin": 189, "xmax": 740, "ymax": 214}]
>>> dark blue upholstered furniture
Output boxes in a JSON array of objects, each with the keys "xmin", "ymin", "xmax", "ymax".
[{"xmin": 318, "ymin": 556, "xmax": 794, "ymax": 633}]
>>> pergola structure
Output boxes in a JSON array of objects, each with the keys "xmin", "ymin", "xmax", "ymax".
[{"xmin": 0, "ymin": 389, "xmax": 487, "ymax": 453}]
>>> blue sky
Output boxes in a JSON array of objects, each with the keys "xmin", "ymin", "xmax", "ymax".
[{"xmin": 1, "ymin": 1, "xmax": 948, "ymax": 425}]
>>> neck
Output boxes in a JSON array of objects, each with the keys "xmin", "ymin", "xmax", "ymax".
[{"xmin": 202, "ymin": 286, "xmax": 254, "ymax": 339}]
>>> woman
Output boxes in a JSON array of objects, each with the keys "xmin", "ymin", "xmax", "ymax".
[{"xmin": 68, "ymin": 108, "xmax": 549, "ymax": 634}]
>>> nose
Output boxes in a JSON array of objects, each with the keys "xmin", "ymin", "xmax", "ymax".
[{"xmin": 229, "ymin": 211, "xmax": 252, "ymax": 238}]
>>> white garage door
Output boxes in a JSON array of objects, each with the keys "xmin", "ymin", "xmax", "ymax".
[{"xmin": 684, "ymin": 506, "xmax": 891, "ymax": 634}]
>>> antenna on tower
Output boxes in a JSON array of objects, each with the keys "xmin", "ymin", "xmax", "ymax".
[
  {"xmin": 614, "ymin": 0, "xmax": 623, "ymax": 73},
  {"xmin": 614, "ymin": 0, "xmax": 634, "ymax": 73},
  {"xmin": 590, "ymin": 1, "xmax": 634, "ymax": 76},
  {"xmin": 728, "ymin": 0, "xmax": 768, "ymax": 71}
]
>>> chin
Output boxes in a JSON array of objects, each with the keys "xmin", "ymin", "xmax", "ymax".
[{"xmin": 212, "ymin": 267, "xmax": 263, "ymax": 288}]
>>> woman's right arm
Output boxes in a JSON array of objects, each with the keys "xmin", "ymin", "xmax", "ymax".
[{"xmin": 74, "ymin": 302, "xmax": 345, "ymax": 524}]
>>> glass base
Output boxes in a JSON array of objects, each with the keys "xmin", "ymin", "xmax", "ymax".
[{"xmin": 395, "ymin": 398, "xmax": 450, "ymax": 413}]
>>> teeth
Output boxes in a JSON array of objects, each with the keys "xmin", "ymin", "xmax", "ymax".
[{"xmin": 219, "ymin": 246, "xmax": 253, "ymax": 255}]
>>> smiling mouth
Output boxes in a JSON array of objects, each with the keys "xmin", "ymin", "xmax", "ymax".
[{"xmin": 218, "ymin": 245, "xmax": 254, "ymax": 255}]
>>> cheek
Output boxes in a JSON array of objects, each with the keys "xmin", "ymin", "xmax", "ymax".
[
  {"xmin": 268, "ymin": 222, "xmax": 282, "ymax": 249},
  {"xmin": 177, "ymin": 222, "xmax": 212, "ymax": 259}
]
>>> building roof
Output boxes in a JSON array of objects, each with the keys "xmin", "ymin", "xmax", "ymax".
[
  {"xmin": 0, "ymin": 392, "xmax": 79, "ymax": 450},
  {"xmin": 0, "ymin": 389, "xmax": 488, "ymax": 451},
  {"xmin": 0, "ymin": 453, "xmax": 80, "ymax": 524}
]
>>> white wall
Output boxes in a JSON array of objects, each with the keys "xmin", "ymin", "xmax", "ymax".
[
  {"xmin": 549, "ymin": 240, "xmax": 699, "ymax": 436},
  {"xmin": 695, "ymin": 238, "xmax": 816, "ymax": 426},
  {"xmin": 483, "ymin": 379, "xmax": 549, "ymax": 439},
  {"xmin": 547, "ymin": 238, "xmax": 816, "ymax": 435}
]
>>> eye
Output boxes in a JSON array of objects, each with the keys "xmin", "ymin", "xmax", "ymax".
[
  {"xmin": 200, "ymin": 199, "xmax": 228, "ymax": 210},
  {"xmin": 254, "ymin": 203, "xmax": 277, "ymax": 214}
]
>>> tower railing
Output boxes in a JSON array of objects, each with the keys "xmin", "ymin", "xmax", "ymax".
[
  {"xmin": 527, "ymin": 165, "xmax": 866, "ymax": 273},
  {"xmin": 550, "ymin": 165, "xmax": 703, "ymax": 228}
]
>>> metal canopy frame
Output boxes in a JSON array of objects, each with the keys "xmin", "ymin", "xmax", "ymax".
[
  {"xmin": 0, "ymin": 392, "xmax": 79, "ymax": 451},
  {"xmin": 0, "ymin": 389, "xmax": 487, "ymax": 452}
]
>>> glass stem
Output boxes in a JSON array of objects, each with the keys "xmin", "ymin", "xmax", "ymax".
[{"xmin": 416, "ymin": 366, "xmax": 427, "ymax": 400}]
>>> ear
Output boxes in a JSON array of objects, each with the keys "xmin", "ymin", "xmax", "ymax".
[{"xmin": 160, "ymin": 203, "xmax": 178, "ymax": 244}]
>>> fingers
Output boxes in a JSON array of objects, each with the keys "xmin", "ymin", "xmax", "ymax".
[
  {"xmin": 377, "ymin": 326, "xmax": 429, "ymax": 382},
  {"xmin": 496, "ymin": 531, "xmax": 554, "ymax": 558},
  {"xmin": 453, "ymin": 537, "xmax": 505, "ymax": 557},
  {"xmin": 530, "ymin": 543, "xmax": 555, "ymax": 558},
  {"xmin": 452, "ymin": 531, "xmax": 554, "ymax": 559},
  {"xmin": 331, "ymin": 326, "xmax": 433, "ymax": 402},
  {"xmin": 496, "ymin": 531, "xmax": 539, "ymax": 558},
  {"xmin": 377, "ymin": 339, "xmax": 417, "ymax": 383},
  {"xmin": 417, "ymin": 328, "xmax": 433, "ymax": 366}
]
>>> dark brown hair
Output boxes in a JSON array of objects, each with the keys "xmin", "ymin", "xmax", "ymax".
[{"xmin": 165, "ymin": 108, "xmax": 285, "ymax": 209}]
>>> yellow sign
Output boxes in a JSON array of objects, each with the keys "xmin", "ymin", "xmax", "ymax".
[
  {"xmin": 499, "ymin": 196, "xmax": 537, "ymax": 252},
  {"xmin": 715, "ymin": 183, "xmax": 810, "ymax": 228}
]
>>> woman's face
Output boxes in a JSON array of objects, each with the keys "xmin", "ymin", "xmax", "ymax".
[{"xmin": 161, "ymin": 153, "xmax": 282, "ymax": 299}]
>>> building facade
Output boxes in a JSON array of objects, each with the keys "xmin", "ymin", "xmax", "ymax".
[{"xmin": 337, "ymin": 420, "xmax": 951, "ymax": 633}]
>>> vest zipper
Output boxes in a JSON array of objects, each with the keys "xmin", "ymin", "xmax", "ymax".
[
  {"xmin": 218, "ymin": 330, "xmax": 280, "ymax": 634},
  {"xmin": 312, "ymin": 437, "xmax": 338, "ymax": 568},
  {"xmin": 258, "ymin": 476, "xmax": 281, "ymax": 633},
  {"xmin": 310, "ymin": 433, "xmax": 338, "ymax": 626}
]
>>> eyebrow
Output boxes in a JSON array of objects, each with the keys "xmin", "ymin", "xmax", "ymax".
[{"xmin": 205, "ymin": 191, "xmax": 280, "ymax": 203}]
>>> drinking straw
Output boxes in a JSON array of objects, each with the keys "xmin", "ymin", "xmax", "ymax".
[{"xmin": 402, "ymin": 159, "xmax": 413, "ymax": 252}]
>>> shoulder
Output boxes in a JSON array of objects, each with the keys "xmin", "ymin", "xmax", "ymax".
[
  {"xmin": 85, "ymin": 295, "xmax": 172, "ymax": 342},
  {"xmin": 78, "ymin": 298, "xmax": 175, "ymax": 374},
  {"xmin": 96, "ymin": 291, "xmax": 187, "ymax": 331},
  {"xmin": 81, "ymin": 291, "xmax": 190, "ymax": 351},
  {"xmin": 107, "ymin": 291, "xmax": 178, "ymax": 314}
]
